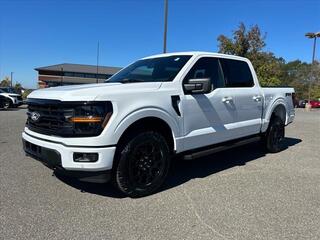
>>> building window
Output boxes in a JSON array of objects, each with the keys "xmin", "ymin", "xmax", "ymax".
[{"xmin": 64, "ymin": 72, "xmax": 74, "ymax": 77}]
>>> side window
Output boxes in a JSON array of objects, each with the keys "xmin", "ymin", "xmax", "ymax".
[
  {"xmin": 184, "ymin": 57, "xmax": 225, "ymax": 89},
  {"xmin": 220, "ymin": 59, "xmax": 254, "ymax": 87}
]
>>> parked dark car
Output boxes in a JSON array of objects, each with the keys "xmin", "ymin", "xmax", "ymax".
[
  {"xmin": 298, "ymin": 100, "xmax": 308, "ymax": 108},
  {"xmin": 0, "ymin": 95, "xmax": 10, "ymax": 109},
  {"xmin": 298, "ymin": 99, "xmax": 320, "ymax": 108}
]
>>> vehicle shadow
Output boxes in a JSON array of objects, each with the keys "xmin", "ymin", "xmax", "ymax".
[
  {"xmin": 54, "ymin": 137, "xmax": 301, "ymax": 198},
  {"xmin": 162, "ymin": 137, "xmax": 302, "ymax": 192},
  {"xmin": 54, "ymin": 173, "xmax": 124, "ymax": 198}
]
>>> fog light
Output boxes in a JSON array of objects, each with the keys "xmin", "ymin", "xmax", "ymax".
[{"xmin": 73, "ymin": 153, "xmax": 98, "ymax": 162}]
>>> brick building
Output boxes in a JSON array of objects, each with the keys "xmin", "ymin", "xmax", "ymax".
[{"xmin": 35, "ymin": 63, "xmax": 122, "ymax": 88}]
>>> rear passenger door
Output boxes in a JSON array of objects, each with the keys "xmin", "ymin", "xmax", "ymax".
[{"xmin": 220, "ymin": 58, "xmax": 263, "ymax": 137}]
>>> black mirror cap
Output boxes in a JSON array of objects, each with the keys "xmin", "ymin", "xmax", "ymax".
[{"xmin": 184, "ymin": 78, "xmax": 212, "ymax": 94}]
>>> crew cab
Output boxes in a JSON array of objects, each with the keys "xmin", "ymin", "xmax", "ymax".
[{"xmin": 22, "ymin": 52, "xmax": 295, "ymax": 197}]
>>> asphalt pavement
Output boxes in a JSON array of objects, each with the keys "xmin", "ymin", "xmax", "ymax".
[{"xmin": 1, "ymin": 107, "xmax": 319, "ymax": 240}]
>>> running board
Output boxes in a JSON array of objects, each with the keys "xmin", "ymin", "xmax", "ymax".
[{"xmin": 183, "ymin": 136, "xmax": 261, "ymax": 160}]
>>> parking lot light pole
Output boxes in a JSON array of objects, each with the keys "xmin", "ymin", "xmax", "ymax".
[
  {"xmin": 10, "ymin": 72, "xmax": 14, "ymax": 88},
  {"xmin": 305, "ymin": 32, "xmax": 320, "ymax": 105},
  {"xmin": 163, "ymin": 0, "xmax": 168, "ymax": 53}
]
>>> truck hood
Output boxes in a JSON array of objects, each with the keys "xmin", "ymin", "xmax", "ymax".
[{"xmin": 28, "ymin": 82, "xmax": 162, "ymax": 101}]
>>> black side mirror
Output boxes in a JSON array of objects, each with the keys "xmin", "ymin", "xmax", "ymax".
[{"xmin": 183, "ymin": 78, "xmax": 211, "ymax": 94}]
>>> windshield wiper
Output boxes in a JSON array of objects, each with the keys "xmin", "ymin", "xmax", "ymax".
[{"xmin": 120, "ymin": 78, "xmax": 145, "ymax": 84}]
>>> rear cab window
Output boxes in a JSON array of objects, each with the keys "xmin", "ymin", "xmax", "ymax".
[{"xmin": 220, "ymin": 58, "xmax": 254, "ymax": 87}]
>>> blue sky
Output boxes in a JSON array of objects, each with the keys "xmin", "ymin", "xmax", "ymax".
[{"xmin": 0, "ymin": 0, "xmax": 319, "ymax": 88}]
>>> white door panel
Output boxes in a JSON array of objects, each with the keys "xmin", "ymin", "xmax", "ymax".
[
  {"xmin": 232, "ymin": 87, "xmax": 263, "ymax": 136},
  {"xmin": 181, "ymin": 88, "xmax": 239, "ymax": 151}
]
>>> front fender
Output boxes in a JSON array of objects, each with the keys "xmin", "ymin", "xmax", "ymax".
[{"xmin": 112, "ymin": 107, "xmax": 181, "ymax": 150}]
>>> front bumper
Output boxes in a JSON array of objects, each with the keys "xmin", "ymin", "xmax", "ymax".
[
  {"xmin": 22, "ymin": 131, "xmax": 116, "ymax": 183},
  {"xmin": 11, "ymin": 98, "xmax": 23, "ymax": 106}
]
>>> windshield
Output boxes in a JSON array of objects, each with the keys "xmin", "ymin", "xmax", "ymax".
[
  {"xmin": 107, "ymin": 55, "xmax": 191, "ymax": 83},
  {"xmin": 0, "ymin": 88, "xmax": 16, "ymax": 93}
]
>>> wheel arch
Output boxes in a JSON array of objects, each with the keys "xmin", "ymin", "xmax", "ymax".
[
  {"xmin": 262, "ymin": 99, "xmax": 287, "ymax": 132},
  {"xmin": 113, "ymin": 109, "xmax": 180, "ymax": 153},
  {"xmin": 271, "ymin": 104, "xmax": 286, "ymax": 123},
  {"xmin": 117, "ymin": 117, "xmax": 175, "ymax": 153}
]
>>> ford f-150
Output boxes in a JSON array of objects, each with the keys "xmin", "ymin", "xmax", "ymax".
[{"xmin": 22, "ymin": 52, "xmax": 295, "ymax": 197}]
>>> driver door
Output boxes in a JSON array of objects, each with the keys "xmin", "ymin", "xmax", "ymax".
[{"xmin": 180, "ymin": 57, "xmax": 239, "ymax": 151}]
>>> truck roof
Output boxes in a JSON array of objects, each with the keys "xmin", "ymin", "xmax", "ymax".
[{"xmin": 142, "ymin": 51, "xmax": 249, "ymax": 62}]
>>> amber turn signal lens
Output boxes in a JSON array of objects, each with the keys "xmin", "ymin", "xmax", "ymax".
[{"xmin": 69, "ymin": 116, "xmax": 102, "ymax": 123}]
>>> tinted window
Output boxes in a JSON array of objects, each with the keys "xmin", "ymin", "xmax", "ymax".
[
  {"xmin": 184, "ymin": 57, "xmax": 225, "ymax": 89},
  {"xmin": 220, "ymin": 59, "xmax": 254, "ymax": 87},
  {"xmin": 108, "ymin": 55, "xmax": 191, "ymax": 83},
  {"xmin": 0, "ymin": 87, "xmax": 17, "ymax": 93}
]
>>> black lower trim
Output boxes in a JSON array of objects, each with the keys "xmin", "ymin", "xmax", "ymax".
[
  {"xmin": 171, "ymin": 95, "xmax": 181, "ymax": 116},
  {"xmin": 23, "ymin": 139, "xmax": 62, "ymax": 168},
  {"xmin": 181, "ymin": 134, "xmax": 261, "ymax": 160},
  {"xmin": 22, "ymin": 139, "xmax": 111, "ymax": 183},
  {"xmin": 54, "ymin": 166, "xmax": 111, "ymax": 183},
  {"xmin": 24, "ymin": 131, "xmax": 116, "ymax": 148}
]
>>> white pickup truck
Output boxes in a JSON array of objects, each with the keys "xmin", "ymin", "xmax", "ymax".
[{"xmin": 22, "ymin": 52, "xmax": 295, "ymax": 197}]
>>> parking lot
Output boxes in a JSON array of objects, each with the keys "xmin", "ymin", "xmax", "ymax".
[{"xmin": 0, "ymin": 107, "xmax": 319, "ymax": 240}]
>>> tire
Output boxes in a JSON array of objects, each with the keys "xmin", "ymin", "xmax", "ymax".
[
  {"xmin": 263, "ymin": 116, "xmax": 285, "ymax": 153},
  {"xmin": 1, "ymin": 99, "xmax": 10, "ymax": 109},
  {"xmin": 113, "ymin": 131, "xmax": 171, "ymax": 198},
  {"xmin": 8, "ymin": 99, "xmax": 14, "ymax": 108}
]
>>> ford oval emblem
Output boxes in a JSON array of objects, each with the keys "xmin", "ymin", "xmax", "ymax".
[{"xmin": 30, "ymin": 112, "xmax": 41, "ymax": 122}]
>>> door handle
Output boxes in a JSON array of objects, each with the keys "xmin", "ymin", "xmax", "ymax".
[
  {"xmin": 222, "ymin": 96, "xmax": 233, "ymax": 103},
  {"xmin": 252, "ymin": 95, "xmax": 262, "ymax": 102}
]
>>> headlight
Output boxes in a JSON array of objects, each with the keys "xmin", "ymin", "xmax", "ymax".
[{"xmin": 69, "ymin": 101, "xmax": 113, "ymax": 136}]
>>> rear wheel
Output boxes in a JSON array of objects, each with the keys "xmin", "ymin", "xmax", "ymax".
[
  {"xmin": 263, "ymin": 117, "xmax": 285, "ymax": 153},
  {"xmin": 113, "ymin": 131, "xmax": 171, "ymax": 197}
]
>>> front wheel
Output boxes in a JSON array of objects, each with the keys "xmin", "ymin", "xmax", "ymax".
[
  {"xmin": 8, "ymin": 99, "xmax": 15, "ymax": 108},
  {"xmin": 113, "ymin": 131, "xmax": 171, "ymax": 198},
  {"xmin": 1, "ymin": 99, "xmax": 10, "ymax": 109},
  {"xmin": 263, "ymin": 117, "xmax": 285, "ymax": 153}
]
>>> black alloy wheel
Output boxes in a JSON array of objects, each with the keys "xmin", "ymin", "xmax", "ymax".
[
  {"xmin": 1, "ymin": 99, "xmax": 10, "ymax": 109},
  {"xmin": 113, "ymin": 131, "xmax": 171, "ymax": 197},
  {"xmin": 264, "ymin": 116, "xmax": 285, "ymax": 153},
  {"xmin": 130, "ymin": 141, "xmax": 166, "ymax": 187}
]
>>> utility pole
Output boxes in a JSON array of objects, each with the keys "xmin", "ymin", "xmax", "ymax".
[
  {"xmin": 10, "ymin": 72, "xmax": 13, "ymax": 87},
  {"xmin": 96, "ymin": 41, "xmax": 100, "ymax": 83},
  {"xmin": 305, "ymin": 32, "xmax": 320, "ymax": 105},
  {"xmin": 163, "ymin": 0, "xmax": 168, "ymax": 53}
]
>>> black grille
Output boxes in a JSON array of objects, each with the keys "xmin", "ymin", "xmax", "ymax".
[
  {"xmin": 17, "ymin": 96, "xmax": 23, "ymax": 101},
  {"xmin": 26, "ymin": 99, "xmax": 75, "ymax": 137},
  {"xmin": 26, "ymin": 98, "xmax": 111, "ymax": 137}
]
